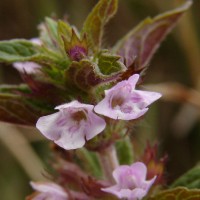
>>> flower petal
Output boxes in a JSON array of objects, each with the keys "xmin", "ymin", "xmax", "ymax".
[
  {"xmin": 55, "ymin": 124, "xmax": 86, "ymax": 150},
  {"xmin": 13, "ymin": 62, "xmax": 41, "ymax": 74},
  {"xmin": 85, "ymin": 111, "xmax": 106, "ymax": 140},
  {"xmin": 130, "ymin": 162, "xmax": 147, "ymax": 182},
  {"xmin": 133, "ymin": 90, "xmax": 162, "ymax": 107},
  {"xmin": 128, "ymin": 74, "xmax": 140, "ymax": 87},
  {"xmin": 112, "ymin": 165, "xmax": 130, "ymax": 183},
  {"xmin": 36, "ymin": 112, "xmax": 63, "ymax": 141},
  {"xmin": 30, "ymin": 182, "xmax": 68, "ymax": 198}
]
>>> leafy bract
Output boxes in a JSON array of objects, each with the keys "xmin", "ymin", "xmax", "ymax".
[
  {"xmin": 113, "ymin": 1, "xmax": 192, "ymax": 70},
  {"xmin": 147, "ymin": 187, "xmax": 200, "ymax": 200},
  {"xmin": 65, "ymin": 60, "xmax": 103, "ymax": 92},
  {"xmin": 97, "ymin": 50, "xmax": 126, "ymax": 75},
  {"xmin": 0, "ymin": 39, "xmax": 41, "ymax": 63},
  {"xmin": 170, "ymin": 164, "xmax": 200, "ymax": 189},
  {"xmin": 65, "ymin": 58, "xmax": 125, "ymax": 92},
  {"xmin": 82, "ymin": 0, "xmax": 118, "ymax": 52}
]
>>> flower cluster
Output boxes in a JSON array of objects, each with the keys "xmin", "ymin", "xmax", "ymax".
[
  {"xmin": 0, "ymin": 0, "xmax": 193, "ymax": 199},
  {"xmin": 29, "ymin": 162, "xmax": 156, "ymax": 200},
  {"xmin": 33, "ymin": 74, "xmax": 161, "ymax": 199},
  {"xmin": 36, "ymin": 74, "xmax": 161, "ymax": 150}
]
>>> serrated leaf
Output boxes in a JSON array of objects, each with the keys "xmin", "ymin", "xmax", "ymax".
[
  {"xmin": 113, "ymin": 1, "xmax": 192, "ymax": 69},
  {"xmin": 170, "ymin": 164, "xmax": 200, "ymax": 189},
  {"xmin": 147, "ymin": 187, "xmax": 200, "ymax": 200},
  {"xmin": 82, "ymin": 0, "xmax": 118, "ymax": 52},
  {"xmin": 0, "ymin": 39, "xmax": 71, "ymax": 87},
  {"xmin": 0, "ymin": 38, "xmax": 69, "ymax": 70},
  {"xmin": 97, "ymin": 51, "xmax": 126, "ymax": 75},
  {"xmin": 0, "ymin": 39, "xmax": 41, "ymax": 63}
]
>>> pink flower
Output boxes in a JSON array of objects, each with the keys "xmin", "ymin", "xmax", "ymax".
[
  {"xmin": 102, "ymin": 162, "xmax": 156, "ymax": 200},
  {"xmin": 13, "ymin": 62, "xmax": 41, "ymax": 74},
  {"xmin": 94, "ymin": 74, "xmax": 161, "ymax": 120},
  {"xmin": 36, "ymin": 100, "xmax": 106, "ymax": 150},
  {"xmin": 30, "ymin": 182, "xmax": 68, "ymax": 200}
]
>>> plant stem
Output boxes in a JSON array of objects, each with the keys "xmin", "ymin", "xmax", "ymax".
[{"xmin": 98, "ymin": 144, "xmax": 119, "ymax": 183}]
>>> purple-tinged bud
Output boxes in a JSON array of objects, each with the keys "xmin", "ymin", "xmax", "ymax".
[
  {"xmin": 68, "ymin": 45, "xmax": 87, "ymax": 61},
  {"xmin": 63, "ymin": 29, "xmax": 88, "ymax": 61}
]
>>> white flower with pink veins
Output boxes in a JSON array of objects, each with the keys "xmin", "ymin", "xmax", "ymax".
[{"xmin": 36, "ymin": 100, "xmax": 106, "ymax": 150}]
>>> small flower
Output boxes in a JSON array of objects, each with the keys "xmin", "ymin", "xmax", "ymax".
[
  {"xmin": 29, "ymin": 182, "xmax": 68, "ymax": 200},
  {"xmin": 94, "ymin": 74, "xmax": 161, "ymax": 120},
  {"xmin": 13, "ymin": 62, "xmax": 41, "ymax": 74},
  {"xmin": 36, "ymin": 100, "xmax": 106, "ymax": 150},
  {"xmin": 101, "ymin": 162, "xmax": 156, "ymax": 200}
]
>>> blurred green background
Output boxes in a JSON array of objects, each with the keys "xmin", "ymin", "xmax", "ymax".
[{"xmin": 0, "ymin": 0, "xmax": 200, "ymax": 199}]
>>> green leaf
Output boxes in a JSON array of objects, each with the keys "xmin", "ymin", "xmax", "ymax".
[
  {"xmin": 0, "ymin": 38, "xmax": 71, "ymax": 88},
  {"xmin": 97, "ymin": 50, "xmax": 126, "ymax": 75},
  {"xmin": 113, "ymin": 1, "xmax": 192, "ymax": 69},
  {"xmin": 0, "ymin": 93, "xmax": 42, "ymax": 125},
  {"xmin": 170, "ymin": 164, "xmax": 200, "ymax": 189},
  {"xmin": 0, "ymin": 84, "xmax": 31, "ymax": 94},
  {"xmin": 0, "ymin": 84, "xmax": 55, "ymax": 126},
  {"xmin": 82, "ymin": 0, "xmax": 118, "ymax": 52},
  {"xmin": 147, "ymin": 187, "xmax": 200, "ymax": 200},
  {"xmin": 116, "ymin": 136, "xmax": 134, "ymax": 165},
  {"xmin": 0, "ymin": 39, "xmax": 41, "ymax": 63},
  {"xmin": 45, "ymin": 17, "xmax": 58, "ymax": 39}
]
